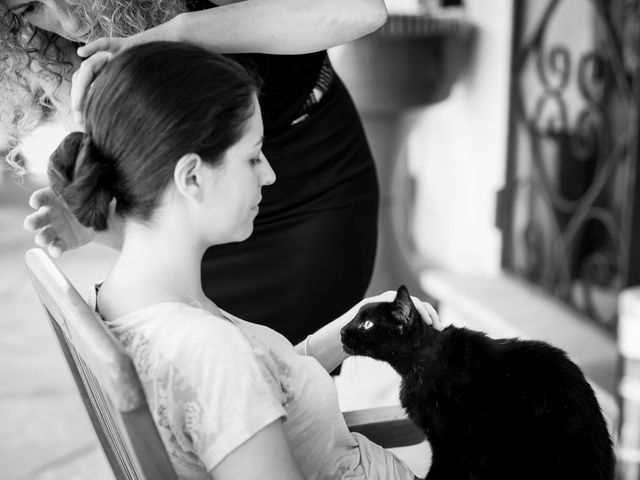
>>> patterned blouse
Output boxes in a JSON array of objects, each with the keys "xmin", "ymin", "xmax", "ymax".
[{"xmin": 91, "ymin": 294, "xmax": 415, "ymax": 479}]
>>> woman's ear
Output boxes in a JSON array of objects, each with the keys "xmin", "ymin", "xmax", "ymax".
[{"xmin": 173, "ymin": 153, "xmax": 204, "ymax": 201}]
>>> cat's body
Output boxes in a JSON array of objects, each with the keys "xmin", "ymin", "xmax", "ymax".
[{"xmin": 341, "ymin": 286, "xmax": 614, "ymax": 480}]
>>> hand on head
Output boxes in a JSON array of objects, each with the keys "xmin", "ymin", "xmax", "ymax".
[
  {"xmin": 72, "ymin": 37, "xmax": 133, "ymax": 124},
  {"xmin": 347, "ymin": 288, "xmax": 443, "ymax": 331},
  {"xmin": 23, "ymin": 187, "xmax": 98, "ymax": 258}
]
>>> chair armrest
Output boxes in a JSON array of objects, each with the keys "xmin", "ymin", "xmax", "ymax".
[{"xmin": 343, "ymin": 405, "xmax": 425, "ymax": 448}]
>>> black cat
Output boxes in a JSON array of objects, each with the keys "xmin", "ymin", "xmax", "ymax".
[{"xmin": 341, "ymin": 286, "xmax": 614, "ymax": 480}]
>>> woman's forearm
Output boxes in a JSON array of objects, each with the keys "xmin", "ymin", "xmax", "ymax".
[
  {"xmin": 138, "ymin": 0, "xmax": 387, "ymax": 54},
  {"xmin": 295, "ymin": 303, "xmax": 362, "ymax": 372},
  {"xmin": 295, "ymin": 292, "xmax": 401, "ymax": 371}
]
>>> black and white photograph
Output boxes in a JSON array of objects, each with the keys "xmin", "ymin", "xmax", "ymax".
[{"xmin": 0, "ymin": 0, "xmax": 637, "ymax": 479}]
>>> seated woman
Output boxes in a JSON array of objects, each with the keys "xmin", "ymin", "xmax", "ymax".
[{"xmin": 47, "ymin": 41, "xmax": 440, "ymax": 480}]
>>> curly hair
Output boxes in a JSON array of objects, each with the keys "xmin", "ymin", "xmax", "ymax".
[{"xmin": 1, "ymin": 0, "xmax": 189, "ymax": 172}]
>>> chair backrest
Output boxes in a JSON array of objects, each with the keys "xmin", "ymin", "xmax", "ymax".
[{"xmin": 24, "ymin": 248, "xmax": 177, "ymax": 480}]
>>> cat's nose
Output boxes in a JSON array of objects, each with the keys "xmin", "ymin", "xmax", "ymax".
[{"xmin": 340, "ymin": 328, "xmax": 350, "ymax": 342}]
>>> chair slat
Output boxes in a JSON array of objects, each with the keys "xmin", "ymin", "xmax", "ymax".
[{"xmin": 25, "ymin": 249, "xmax": 145, "ymax": 412}]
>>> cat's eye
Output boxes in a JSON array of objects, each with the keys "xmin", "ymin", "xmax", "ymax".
[{"xmin": 360, "ymin": 320, "xmax": 374, "ymax": 330}]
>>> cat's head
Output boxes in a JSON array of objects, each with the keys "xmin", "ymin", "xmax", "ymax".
[{"xmin": 340, "ymin": 285, "xmax": 427, "ymax": 363}]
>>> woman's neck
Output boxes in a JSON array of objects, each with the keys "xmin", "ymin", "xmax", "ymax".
[{"xmin": 99, "ymin": 219, "xmax": 216, "ymax": 319}]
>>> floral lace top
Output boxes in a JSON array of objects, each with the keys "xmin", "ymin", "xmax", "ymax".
[{"xmin": 91, "ymin": 294, "xmax": 415, "ymax": 479}]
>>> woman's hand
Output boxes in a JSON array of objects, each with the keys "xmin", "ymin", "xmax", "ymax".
[
  {"xmin": 346, "ymin": 290, "xmax": 444, "ymax": 331},
  {"xmin": 71, "ymin": 37, "xmax": 134, "ymax": 124},
  {"xmin": 24, "ymin": 187, "xmax": 126, "ymax": 256},
  {"xmin": 412, "ymin": 296, "xmax": 443, "ymax": 331},
  {"xmin": 298, "ymin": 289, "xmax": 441, "ymax": 372},
  {"xmin": 23, "ymin": 187, "xmax": 98, "ymax": 257}
]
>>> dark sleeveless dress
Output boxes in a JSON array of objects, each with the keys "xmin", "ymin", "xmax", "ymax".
[{"xmin": 189, "ymin": 3, "xmax": 379, "ymax": 343}]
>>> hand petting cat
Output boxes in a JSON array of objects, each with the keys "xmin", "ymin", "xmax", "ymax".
[
  {"xmin": 295, "ymin": 288, "xmax": 442, "ymax": 373},
  {"xmin": 348, "ymin": 290, "xmax": 444, "ymax": 332}
]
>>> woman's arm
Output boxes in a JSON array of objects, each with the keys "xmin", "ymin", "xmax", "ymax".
[
  {"xmin": 293, "ymin": 300, "xmax": 365, "ymax": 372},
  {"xmin": 72, "ymin": 0, "xmax": 387, "ymax": 130},
  {"xmin": 211, "ymin": 420, "xmax": 305, "ymax": 480},
  {"xmin": 126, "ymin": 0, "xmax": 387, "ymax": 55}
]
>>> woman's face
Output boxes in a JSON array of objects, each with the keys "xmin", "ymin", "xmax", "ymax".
[
  {"xmin": 200, "ymin": 95, "xmax": 276, "ymax": 244},
  {"xmin": 4, "ymin": 0, "xmax": 89, "ymax": 41}
]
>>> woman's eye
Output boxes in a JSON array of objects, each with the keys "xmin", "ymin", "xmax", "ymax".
[{"xmin": 250, "ymin": 157, "xmax": 262, "ymax": 167}]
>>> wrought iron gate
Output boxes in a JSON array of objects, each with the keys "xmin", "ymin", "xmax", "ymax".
[{"xmin": 499, "ymin": 0, "xmax": 640, "ymax": 331}]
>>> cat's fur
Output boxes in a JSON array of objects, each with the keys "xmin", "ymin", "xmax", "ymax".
[{"xmin": 341, "ymin": 286, "xmax": 614, "ymax": 480}]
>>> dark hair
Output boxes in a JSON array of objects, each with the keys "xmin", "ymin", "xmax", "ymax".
[{"xmin": 48, "ymin": 41, "xmax": 260, "ymax": 231}]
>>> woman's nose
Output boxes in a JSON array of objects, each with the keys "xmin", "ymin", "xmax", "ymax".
[{"xmin": 260, "ymin": 153, "xmax": 276, "ymax": 186}]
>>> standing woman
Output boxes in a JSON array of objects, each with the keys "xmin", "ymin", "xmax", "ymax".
[{"xmin": 4, "ymin": 0, "xmax": 385, "ymax": 342}]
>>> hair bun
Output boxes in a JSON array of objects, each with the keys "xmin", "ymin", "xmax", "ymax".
[
  {"xmin": 81, "ymin": 134, "xmax": 120, "ymax": 185},
  {"xmin": 47, "ymin": 131, "xmax": 115, "ymax": 231}
]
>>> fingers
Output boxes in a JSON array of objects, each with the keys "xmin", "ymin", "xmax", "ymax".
[
  {"xmin": 25, "ymin": 189, "xmax": 58, "ymax": 231},
  {"xmin": 424, "ymin": 302, "xmax": 444, "ymax": 331},
  {"xmin": 33, "ymin": 226, "xmax": 66, "ymax": 258},
  {"xmin": 71, "ymin": 51, "xmax": 113, "ymax": 123},
  {"xmin": 25, "ymin": 192, "xmax": 68, "ymax": 257},
  {"xmin": 28, "ymin": 187, "xmax": 56, "ymax": 210},
  {"xmin": 410, "ymin": 296, "xmax": 432, "ymax": 326},
  {"xmin": 33, "ymin": 225, "xmax": 57, "ymax": 248},
  {"xmin": 47, "ymin": 242, "xmax": 65, "ymax": 258},
  {"xmin": 77, "ymin": 38, "xmax": 113, "ymax": 58},
  {"xmin": 24, "ymin": 206, "xmax": 52, "ymax": 232},
  {"xmin": 410, "ymin": 295, "xmax": 443, "ymax": 330},
  {"xmin": 25, "ymin": 188, "xmax": 62, "ymax": 231}
]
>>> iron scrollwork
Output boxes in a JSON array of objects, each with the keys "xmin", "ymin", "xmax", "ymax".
[{"xmin": 503, "ymin": 0, "xmax": 640, "ymax": 329}]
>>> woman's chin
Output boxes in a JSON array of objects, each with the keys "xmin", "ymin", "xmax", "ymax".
[
  {"xmin": 209, "ymin": 220, "xmax": 256, "ymax": 245},
  {"xmin": 238, "ymin": 225, "xmax": 255, "ymax": 242}
]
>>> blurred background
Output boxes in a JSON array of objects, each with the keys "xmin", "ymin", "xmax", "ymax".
[{"xmin": 2, "ymin": 0, "xmax": 639, "ymax": 478}]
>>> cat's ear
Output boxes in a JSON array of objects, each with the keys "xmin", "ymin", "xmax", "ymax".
[{"xmin": 392, "ymin": 285, "xmax": 413, "ymax": 324}]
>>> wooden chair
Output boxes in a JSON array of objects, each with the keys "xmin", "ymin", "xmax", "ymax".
[{"xmin": 25, "ymin": 248, "xmax": 424, "ymax": 480}]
